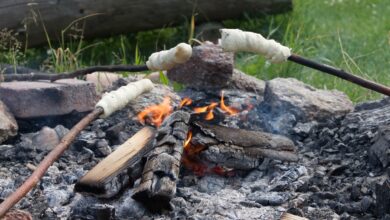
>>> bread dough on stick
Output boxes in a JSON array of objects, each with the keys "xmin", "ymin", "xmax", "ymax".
[
  {"xmin": 96, "ymin": 79, "xmax": 154, "ymax": 118},
  {"xmin": 146, "ymin": 43, "xmax": 192, "ymax": 70},
  {"xmin": 220, "ymin": 29, "xmax": 291, "ymax": 63}
]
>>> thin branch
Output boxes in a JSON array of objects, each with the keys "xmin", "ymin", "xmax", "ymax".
[
  {"xmin": 288, "ymin": 54, "xmax": 390, "ymax": 97},
  {"xmin": 1, "ymin": 64, "xmax": 149, "ymax": 82}
]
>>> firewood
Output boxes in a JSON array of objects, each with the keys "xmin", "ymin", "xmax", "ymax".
[
  {"xmin": 132, "ymin": 111, "xmax": 190, "ymax": 211},
  {"xmin": 74, "ymin": 127, "xmax": 156, "ymax": 198},
  {"xmin": 191, "ymin": 122, "xmax": 298, "ymax": 169}
]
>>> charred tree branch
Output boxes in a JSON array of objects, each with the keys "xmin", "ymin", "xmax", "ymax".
[
  {"xmin": 288, "ymin": 54, "xmax": 390, "ymax": 96},
  {"xmin": 1, "ymin": 65, "xmax": 149, "ymax": 82}
]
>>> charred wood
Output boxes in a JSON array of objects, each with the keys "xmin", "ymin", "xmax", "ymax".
[
  {"xmin": 191, "ymin": 122, "xmax": 298, "ymax": 169},
  {"xmin": 132, "ymin": 111, "xmax": 190, "ymax": 211}
]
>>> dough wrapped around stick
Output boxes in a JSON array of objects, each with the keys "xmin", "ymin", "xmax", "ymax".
[
  {"xmin": 146, "ymin": 43, "xmax": 192, "ymax": 70},
  {"xmin": 96, "ymin": 79, "xmax": 154, "ymax": 118},
  {"xmin": 220, "ymin": 28, "xmax": 291, "ymax": 63}
]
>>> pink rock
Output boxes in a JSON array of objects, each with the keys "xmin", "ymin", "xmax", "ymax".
[
  {"xmin": 85, "ymin": 72, "xmax": 120, "ymax": 93},
  {"xmin": 0, "ymin": 79, "xmax": 98, "ymax": 118}
]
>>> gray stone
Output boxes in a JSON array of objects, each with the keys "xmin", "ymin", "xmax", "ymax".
[
  {"xmin": 293, "ymin": 121, "xmax": 318, "ymax": 138},
  {"xmin": 95, "ymin": 139, "xmax": 111, "ymax": 157},
  {"xmin": 369, "ymin": 126, "xmax": 390, "ymax": 167},
  {"xmin": 167, "ymin": 42, "xmax": 234, "ymax": 89},
  {"xmin": 197, "ymin": 175, "xmax": 226, "ymax": 193},
  {"xmin": 247, "ymin": 191, "xmax": 289, "ymax": 206},
  {"xmin": 0, "ymin": 79, "xmax": 98, "ymax": 118},
  {"xmin": 0, "ymin": 145, "xmax": 16, "ymax": 159},
  {"xmin": 45, "ymin": 188, "xmax": 73, "ymax": 207},
  {"xmin": 265, "ymin": 78, "xmax": 353, "ymax": 122},
  {"xmin": 228, "ymin": 69, "xmax": 266, "ymax": 95},
  {"xmin": 0, "ymin": 100, "xmax": 18, "ymax": 144},
  {"xmin": 20, "ymin": 125, "xmax": 69, "ymax": 151}
]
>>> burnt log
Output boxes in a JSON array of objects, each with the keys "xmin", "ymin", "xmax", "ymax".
[
  {"xmin": 75, "ymin": 127, "xmax": 156, "ymax": 198},
  {"xmin": 191, "ymin": 122, "xmax": 298, "ymax": 169},
  {"xmin": 132, "ymin": 111, "xmax": 190, "ymax": 211},
  {"xmin": 0, "ymin": 0, "xmax": 292, "ymax": 47}
]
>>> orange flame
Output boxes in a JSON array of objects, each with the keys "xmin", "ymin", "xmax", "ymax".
[
  {"xmin": 220, "ymin": 91, "xmax": 239, "ymax": 115},
  {"xmin": 179, "ymin": 97, "xmax": 193, "ymax": 108},
  {"xmin": 184, "ymin": 130, "xmax": 192, "ymax": 148},
  {"xmin": 137, "ymin": 97, "xmax": 172, "ymax": 127},
  {"xmin": 194, "ymin": 102, "xmax": 218, "ymax": 120}
]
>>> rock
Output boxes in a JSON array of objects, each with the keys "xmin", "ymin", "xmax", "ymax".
[
  {"xmin": 228, "ymin": 69, "xmax": 266, "ymax": 95},
  {"xmin": 355, "ymin": 97, "xmax": 390, "ymax": 111},
  {"xmin": 247, "ymin": 191, "xmax": 289, "ymax": 206},
  {"xmin": 0, "ymin": 100, "xmax": 18, "ymax": 144},
  {"xmin": 375, "ymin": 179, "xmax": 390, "ymax": 217},
  {"xmin": 0, "ymin": 79, "xmax": 98, "ymax": 118},
  {"xmin": 0, "ymin": 145, "xmax": 16, "ymax": 159},
  {"xmin": 95, "ymin": 139, "xmax": 111, "ymax": 157},
  {"xmin": 293, "ymin": 121, "xmax": 318, "ymax": 138},
  {"xmin": 19, "ymin": 125, "xmax": 69, "ymax": 151},
  {"xmin": 167, "ymin": 42, "xmax": 234, "ymax": 89},
  {"xmin": 197, "ymin": 175, "xmax": 226, "ymax": 193},
  {"xmin": 265, "ymin": 78, "xmax": 353, "ymax": 122},
  {"xmin": 85, "ymin": 72, "xmax": 120, "ymax": 93},
  {"xmin": 369, "ymin": 126, "xmax": 390, "ymax": 168},
  {"xmin": 45, "ymin": 188, "xmax": 73, "ymax": 208}
]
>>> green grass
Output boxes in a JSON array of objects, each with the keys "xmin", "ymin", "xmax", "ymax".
[
  {"xmin": 1, "ymin": 0, "xmax": 389, "ymax": 102},
  {"xmin": 228, "ymin": 0, "xmax": 390, "ymax": 102}
]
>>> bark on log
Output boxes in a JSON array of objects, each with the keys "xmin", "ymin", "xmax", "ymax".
[
  {"xmin": 74, "ymin": 127, "xmax": 156, "ymax": 198},
  {"xmin": 191, "ymin": 122, "xmax": 298, "ymax": 169},
  {"xmin": 132, "ymin": 111, "xmax": 190, "ymax": 211},
  {"xmin": 0, "ymin": 0, "xmax": 292, "ymax": 47}
]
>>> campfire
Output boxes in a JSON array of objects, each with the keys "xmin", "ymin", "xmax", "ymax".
[{"xmin": 1, "ymin": 30, "xmax": 390, "ymax": 219}]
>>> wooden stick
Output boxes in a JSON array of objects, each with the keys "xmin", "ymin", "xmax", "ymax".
[
  {"xmin": 288, "ymin": 54, "xmax": 390, "ymax": 96},
  {"xmin": 0, "ymin": 107, "xmax": 104, "ymax": 218},
  {"xmin": 74, "ymin": 126, "xmax": 156, "ymax": 198},
  {"xmin": 1, "ymin": 65, "xmax": 148, "ymax": 82},
  {"xmin": 219, "ymin": 29, "xmax": 390, "ymax": 96}
]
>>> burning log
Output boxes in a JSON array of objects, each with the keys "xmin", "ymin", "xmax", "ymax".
[
  {"xmin": 74, "ymin": 127, "xmax": 156, "ymax": 198},
  {"xmin": 132, "ymin": 111, "xmax": 191, "ymax": 211},
  {"xmin": 190, "ymin": 122, "xmax": 298, "ymax": 170}
]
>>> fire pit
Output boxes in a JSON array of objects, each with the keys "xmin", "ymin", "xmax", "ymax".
[{"xmin": 1, "ymin": 37, "xmax": 390, "ymax": 219}]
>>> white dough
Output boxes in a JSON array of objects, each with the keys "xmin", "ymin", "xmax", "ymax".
[
  {"xmin": 96, "ymin": 79, "xmax": 154, "ymax": 118},
  {"xmin": 220, "ymin": 29, "xmax": 291, "ymax": 63},
  {"xmin": 146, "ymin": 43, "xmax": 192, "ymax": 70}
]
